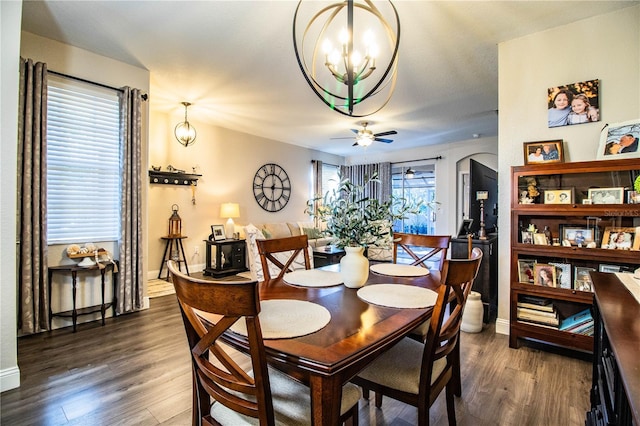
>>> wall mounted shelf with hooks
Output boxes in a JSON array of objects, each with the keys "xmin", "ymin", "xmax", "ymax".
[{"xmin": 149, "ymin": 170, "xmax": 201, "ymax": 186}]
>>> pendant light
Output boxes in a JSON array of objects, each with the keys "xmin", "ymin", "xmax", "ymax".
[{"xmin": 175, "ymin": 102, "xmax": 196, "ymax": 147}]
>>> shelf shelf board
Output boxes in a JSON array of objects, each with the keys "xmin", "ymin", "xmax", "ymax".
[{"xmin": 149, "ymin": 170, "xmax": 201, "ymax": 186}]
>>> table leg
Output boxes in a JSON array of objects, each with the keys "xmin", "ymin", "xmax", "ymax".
[
  {"xmin": 309, "ymin": 374, "xmax": 342, "ymax": 426},
  {"xmin": 178, "ymin": 239, "xmax": 190, "ymax": 275},
  {"xmin": 71, "ymin": 270, "xmax": 78, "ymax": 332},
  {"xmin": 167, "ymin": 239, "xmax": 175, "ymax": 281},
  {"xmin": 112, "ymin": 262, "xmax": 118, "ymax": 318},
  {"xmin": 100, "ymin": 268, "xmax": 107, "ymax": 326},
  {"xmin": 48, "ymin": 269, "xmax": 54, "ymax": 330},
  {"xmin": 158, "ymin": 239, "xmax": 171, "ymax": 279}
]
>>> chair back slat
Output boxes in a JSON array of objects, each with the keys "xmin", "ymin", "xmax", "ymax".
[
  {"xmin": 393, "ymin": 233, "xmax": 451, "ymax": 270},
  {"xmin": 168, "ymin": 260, "xmax": 276, "ymax": 425},
  {"xmin": 256, "ymin": 235, "xmax": 311, "ymax": 283}
]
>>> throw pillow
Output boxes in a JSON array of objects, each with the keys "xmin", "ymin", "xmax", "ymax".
[{"xmin": 303, "ymin": 227, "xmax": 324, "ymax": 239}]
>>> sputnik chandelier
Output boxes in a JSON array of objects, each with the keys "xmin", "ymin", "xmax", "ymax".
[
  {"xmin": 175, "ymin": 102, "xmax": 196, "ymax": 147},
  {"xmin": 293, "ymin": 0, "xmax": 400, "ymax": 117}
]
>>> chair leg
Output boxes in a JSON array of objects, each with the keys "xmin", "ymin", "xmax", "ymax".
[
  {"xmin": 342, "ymin": 403, "xmax": 359, "ymax": 426},
  {"xmin": 452, "ymin": 342, "xmax": 462, "ymax": 397},
  {"xmin": 362, "ymin": 387, "xmax": 370, "ymax": 400},
  {"xmin": 446, "ymin": 384, "xmax": 457, "ymax": 426}
]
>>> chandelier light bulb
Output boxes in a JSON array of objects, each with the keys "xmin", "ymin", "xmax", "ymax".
[
  {"xmin": 322, "ymin": 39, "xmax": 332, "ymax": 54},
  {"xmin": 339, "ymin": 28, "xmax": 349, "ymax": 45}
]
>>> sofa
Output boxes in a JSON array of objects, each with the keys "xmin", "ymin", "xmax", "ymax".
[{"xmin": 241, "ymin": 221, "xmax": 333, "ymax": 281}]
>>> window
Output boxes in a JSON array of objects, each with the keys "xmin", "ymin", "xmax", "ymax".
[
  {"xmin": 392, "ymin": 165, "xmax": 436, "ymax": 234},
  {"xmin": 46, "ymin": 75, "xmax": 121, "ymax": 244},
  {"xmin": 321, "ymin": 163, "xmax": 340, "ymax": 197}
]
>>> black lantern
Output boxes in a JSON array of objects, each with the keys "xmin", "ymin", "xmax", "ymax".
[{"xmin": 168, "ymin": 204, "xmax": 182, "ymax": 237}]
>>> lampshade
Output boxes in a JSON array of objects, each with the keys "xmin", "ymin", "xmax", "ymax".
[
  {"xmin": 220, "ymin": 203, "xmax": 240, "ymax": 218},
  {"xmin": 175, "ymin": 102, "xmax": 196, "ymax": 147},
  {"xmin": 405, "ymin": 168, "xmax": 415, "ymax": 179},
  {"xmin": 293, "ymin": 0, "xmax": 400, "ymax": 117}
]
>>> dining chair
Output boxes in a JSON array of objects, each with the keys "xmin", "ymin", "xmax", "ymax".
[
  {"xmin": 167, "ymin": 260, "xmax": 360, "ymax": 426},
  {"xmin": 351, "ymin": 248, "xmax": 483, "ymax": 426},
  {"xmin": 256, "ymin": 235, "xmax": 312, "ymax": 283},
  {"xmin": 393, "ymin": 233, "xmax": 451, "ymax": 271}
]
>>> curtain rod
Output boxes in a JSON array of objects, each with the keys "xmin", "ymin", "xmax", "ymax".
[
  {"xmin": 49, "ymin": 70, "xmax": 148, "ymax": 100},
  {"xmin": 391, "ymin": 156, "xmax": 442, "ymax": 165}
]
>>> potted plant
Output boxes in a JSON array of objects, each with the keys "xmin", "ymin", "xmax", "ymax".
[{"xmin": 306, "ymin": 172, "xmax": 432, "ymax": 287}]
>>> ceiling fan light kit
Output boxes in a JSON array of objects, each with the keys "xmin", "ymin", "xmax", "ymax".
[{"xmin": 293, "ymin": 0, "xmax": 400, "ymax": 117}]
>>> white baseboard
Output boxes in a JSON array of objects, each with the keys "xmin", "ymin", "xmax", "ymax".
[
  {"xmin": 495, "ymin": 317, "xmax": 510, "ymax": 335},
  {"xmin": 1, "ymin": 366, "xmax": 20, "ymax": 392},
  {"xmin": 148, "ymin": 262, "xmax": 205, "ymax": 280}
]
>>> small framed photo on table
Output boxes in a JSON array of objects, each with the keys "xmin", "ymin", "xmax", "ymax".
[
  {"xmin": 601, "ymin": 227, "xmax": 639, "ymax": 250},
  {"xmin": 523, "ymin": 140, "xmax": 564, "ymax": 165},
  {"xmin": 544, "ymin": 189, "xmax": 573, "ymax": 204},
  {"xmin": 587, "ymin": 187, "xmax": 624, "ymax": 204},
  {"xmin": 211, "ymin": 224, "xmax": 226, "ymax": 241}
]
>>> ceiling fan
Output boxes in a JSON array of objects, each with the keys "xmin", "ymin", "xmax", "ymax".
[{"xmin": 332, "ymin": 122, "xmax": 397, "ymax": 147}]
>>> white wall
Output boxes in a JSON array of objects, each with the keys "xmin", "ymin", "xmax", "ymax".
[
  {"xmin": 496, "ymin": 6, "xmax": 640, "ymax": 334},
  {"xmin": 1, "ymin": 0, "xmax": 23, "ymax": 393}
]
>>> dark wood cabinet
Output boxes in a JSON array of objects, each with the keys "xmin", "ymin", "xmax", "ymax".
[
  {"xmin": 451, "ymin": 235, "xmax": 498, "ymax": 322},
  {"xmin": 204, "ymin": 239, "xmax": 247, "ymax": 277},
  {"xmin": 509, "ymin": 159, "xmax": 640, "ymax": 353}
]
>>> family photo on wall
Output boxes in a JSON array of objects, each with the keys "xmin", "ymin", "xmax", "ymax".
[
  {"xmin": 547, "ymin": 79, "xmax": 600, "ymax": 128},
  {"xmin": 596, "ymin": 119, "xmax": 640, "ymax": 159}
]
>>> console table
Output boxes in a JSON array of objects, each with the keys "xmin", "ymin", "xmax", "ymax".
[
  {"xmin": 48, "ymin": 261, "xmax": 118, "ymax": 332},
  {"xmin": 588, "ymin": 272, "xmax": 639, "ymax": 426},
  {"xmin": 203, "ymin": 239, "xmax": 247, "ymax": 277}
]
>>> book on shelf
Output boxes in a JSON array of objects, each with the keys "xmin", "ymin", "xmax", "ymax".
[
  {"xmin": 517, "ymin": 310, "xmax": 560, "ymax": 326},
  {"xmin": 559, "ymin": 308, "xmax": 592, "ymax": 331},
  {"xmin": 518, "ymin": 320, "xmax": 560, "ymax": 330},
  {"xmin": 519, "ymin": 295, "xmax": 553, "ymax": 306},
  {"xmin": 517, "ymin": 298, "xmax": 555, "ymax": 313},
  {"xmin": 516, "ymin": 306, "xmax": 557, "ymax": 318}
]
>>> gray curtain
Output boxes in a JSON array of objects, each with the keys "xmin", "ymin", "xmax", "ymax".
[
  {"xmin": 340, "ymin": 162, "xmax": 392, "ymax": 202},
  {"xmin": 117, "ymin": 87, "xmax": 144, "ymax": 314},
  {"xmin": 17, "ymin": 58, "xmax": 49, "ymax": 334}
]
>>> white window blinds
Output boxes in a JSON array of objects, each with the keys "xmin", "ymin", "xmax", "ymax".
[
  {"xmin": 46, "ymin": 75, "xmax": 121, "ymax": 244},
  {"xmin": 321, "ymin": 163, "xmax": 340, "ymax": 197}
]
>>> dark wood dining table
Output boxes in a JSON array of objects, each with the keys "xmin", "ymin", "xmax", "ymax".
[{"xmin": 214, "ymin": 264, "xmax": 442, "ymax": 426}]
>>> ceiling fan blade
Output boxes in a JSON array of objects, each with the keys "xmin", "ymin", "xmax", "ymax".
[
  {"xmin": 374, "ymin": 138, "xmax": 394, "ymax": 143},
  {"xmin": 350, "ymin": 128, "xmax": 359, "ymax": 134},
  {"xmin": 373, "ymin": 130, "xmax": 397, "ymax": 137},
  {"xmin": 352, "ymin": 141, "xmax": 359, "ymax": 146}
]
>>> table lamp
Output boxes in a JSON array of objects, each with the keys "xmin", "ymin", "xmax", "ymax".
[
  {"xmin": 476, "ymin": 191, "xmax": 488, "ymax": 240},
  {"xmin": 220, "ymin": 203, "xmax": 240, "ymax": 239}
]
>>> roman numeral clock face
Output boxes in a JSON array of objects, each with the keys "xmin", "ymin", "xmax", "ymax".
[{"xmin": 252, "ymin": 163, "xmax": 291, "ymax": 212}]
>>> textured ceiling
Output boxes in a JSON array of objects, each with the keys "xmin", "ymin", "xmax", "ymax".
[{"xmin": 21, "ymin": 0, "xmax": 637, "ymax": 156}]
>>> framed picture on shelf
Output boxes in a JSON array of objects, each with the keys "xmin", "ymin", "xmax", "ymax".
[
  {"xmin": 532, "ymin": 233, "xmax": 548, "ymax": 245},
  {"xmin": 574, "ymin": 267, "xmax": 595, "ymax": 292},
  {"xmin": 598, "ymin": 264, "xmax": 621, "ymax": 273},
  {"xmin": 559, "ymin": 224, "xmax": 596, "ymax": 247},
  {"xmin": 543, "ymin": 189, "xmax": 572, "ymax": 204},
  {"xmin": 523, "ymin": 140, "xmax": 564, "ymax": 165},
  {"xmin": 596, "ymin": 118, "xmax": 640, "ymax": 159},
  {"xmin": 601, "ymin": 226, "xmax": 639, "ymax": 250},
  {"xmin": 521, "ymin": 231, "xmax": 533, "ymax": 244},
  {"xmin": 518, "ymin": 259, "xmax": 536, "ymax": 283},
  {"xmin": 211, "ymin": 224, "xmax": 226, "ymax": 241},
  {"xmin": 587, "ymin": 187, "xmax": 624, "ymax": 204},
  {"xmin": 533, "ymin": 263, "xmax": 556, "ymax": 287},
  {"xmin": 549, "ymin": 262, "xmax": 572, "ymax": 289}
]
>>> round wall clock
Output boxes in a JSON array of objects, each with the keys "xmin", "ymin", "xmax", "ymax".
[{"xmin": 252, "ymin": 163, "xmax": 291, "ymax": 212}]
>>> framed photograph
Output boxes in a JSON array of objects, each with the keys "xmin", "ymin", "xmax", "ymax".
[
  {"xmin": 574, "ymin": 267, "xmax": 595, "ymax": 292},
  {"xmin": 533, "ymin": 263, "xmax": 557, "ymax": 287},
  {"xmin": 587, "ymin": 187, "xmax": 624, "ymax": 204},
  {"xmin": 523, "ymin": 140, "xmax": 564, "ymax": 165},
  {"xmin": 521, "ymin": 231, "xmax": 533, "ymax": 244},
  {"xmin": 211, "ymin": 224, "xmax": 226, "ymax": 241},
  {"xmin": 544, "ymin": 189, "xmax": 573, "ymax": 204},
  {"xmin": 548, "ymin": 79, "xmax": 600, "ymax": 128},
  {"xmin": 596, "ymin": 118, "xmax": 640, "ymax": 159},
  {"xmin": 457, "ymin": 219, "xmax": 473, "ymax": 238},
  {"xmin": 598, "ymin": 264, "xmax": 621, "ymax": 273},
  {"xmin": 533, "ymin": 233, "xmax": 548, "ymax": 245},
  {"xmin": 601, "ymin": 227, "xmax": 639, "ymax": 250},
  {"xmin": 559, "ymin": 224, "xmax": 596, "ymax": 247},
  {"xmin": 518, "ymin": 259, "xmax": 536, "ymax": 283},
  {"xmin": 549, "ymin": 262, "xmax": 572, "ymax": 289}
]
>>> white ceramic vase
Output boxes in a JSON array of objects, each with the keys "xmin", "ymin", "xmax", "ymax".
[
  {"xmin": 461, "ymin": 291, "xmax": 484, "ymax": 333},
  {"xmin": 340, "ymin": 246, "xmax": 369, "ymax": 288}
]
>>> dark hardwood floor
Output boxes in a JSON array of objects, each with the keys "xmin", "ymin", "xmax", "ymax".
[{"xmin": 1, "ymin": 294, "xmax": 591, "ymax": 425}]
